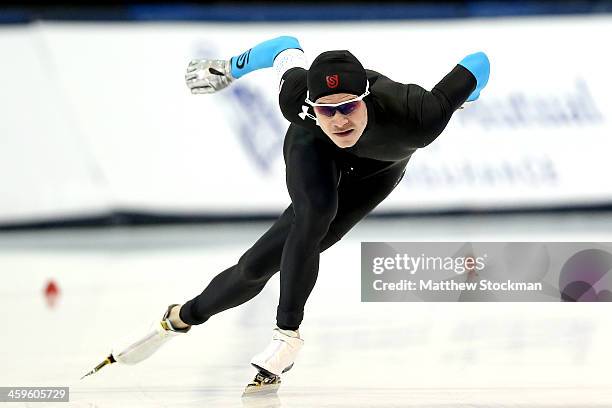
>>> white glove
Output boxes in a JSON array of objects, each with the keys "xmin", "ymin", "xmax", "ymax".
[{"xmin": 185, "ymin": 59, "xmax": 234, "ymax": 94}]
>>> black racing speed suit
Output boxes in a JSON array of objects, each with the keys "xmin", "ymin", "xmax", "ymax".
[{"xmin": 179, "ymin": 64, "xmax": 477, "ymax": 329}]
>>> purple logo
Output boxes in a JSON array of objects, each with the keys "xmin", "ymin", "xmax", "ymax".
[{"xmin": 559, "ymin": 249, "xmax": 612, "ymax": 302}]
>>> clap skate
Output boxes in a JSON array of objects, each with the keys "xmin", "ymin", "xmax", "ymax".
[
  {"xmin": 242, "ymin": 327, "xmax": 303, "ymax": 396},
  {"xmin": 81, "ymin": 304, "xmax": 190, "ymax": 379}
]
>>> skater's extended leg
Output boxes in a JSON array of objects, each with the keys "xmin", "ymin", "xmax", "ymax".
[
  {"xmin": 84, "ymin": 204, "xmax": 298, "ymax": 377},
  {"xmin": 179, "ymin": 205, "xmax": 295, "ymax": 325}
]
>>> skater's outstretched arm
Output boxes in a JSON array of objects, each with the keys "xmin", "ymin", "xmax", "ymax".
[
  {"xmin": 402, "ymin": 51, "xmax": 490, "ymax": 147},
  {"xmin": 185, "ymin": 36, "xmax": 308, "ymax": 94}
]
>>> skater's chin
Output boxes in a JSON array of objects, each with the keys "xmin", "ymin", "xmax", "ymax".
[{"xmin": 328, "ymin": 130, "xmax": 363, "ymax": 148}]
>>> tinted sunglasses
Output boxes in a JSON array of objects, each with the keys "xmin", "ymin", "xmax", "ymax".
[
  {"xmin": 312, "ymin": 100, "xmax": 361, "ymax": 117},
  {"xmin": 305, "ymin": 81, "xmax": 370, "ymax": 118}
]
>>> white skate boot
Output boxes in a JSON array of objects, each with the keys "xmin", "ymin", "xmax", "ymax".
[
  {"xmin": 243, "ymin": 327, "xmax": 304, "ymax": 396},
  {"xmin": 81, "ymin": 304, "xmax": 190, "ymax": 379}
]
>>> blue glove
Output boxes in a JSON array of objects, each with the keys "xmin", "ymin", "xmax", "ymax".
[{"xmin": 458, "ymin": 52, "xmax": 490, "ymax": 102}]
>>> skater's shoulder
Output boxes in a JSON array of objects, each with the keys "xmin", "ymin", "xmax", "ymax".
[
  {"xmin": 365, "ymin": 69, "xmax": 402, "ymax": 86},
  {"xmin": 281, "ymin": 67, "xmax": 307, "ymax": 87},
  {"xmin": 365, "ymin": 70, "xmax": 410, "ymax": 119},
  {"xmin": 365, "ymin": 68, "xmax": 383, "ymax": 81}
]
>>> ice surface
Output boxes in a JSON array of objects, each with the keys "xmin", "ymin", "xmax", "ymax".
[{"xmin": 1, "ymin": 212, "xmax": 611, "ymax": 407}]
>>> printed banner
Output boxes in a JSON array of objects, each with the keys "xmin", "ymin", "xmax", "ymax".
[
  {"xmin": 1, "ymin": 16, "xmax": 612, "ymax": 223},
  {"xmin": 361, "ymin": 242, "xmax": 612, "ymax": 302}
]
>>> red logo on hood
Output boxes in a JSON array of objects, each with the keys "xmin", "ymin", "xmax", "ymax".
[{"xmin": 326, "ymin": 74, "xmax": 339, "ymax": 89}]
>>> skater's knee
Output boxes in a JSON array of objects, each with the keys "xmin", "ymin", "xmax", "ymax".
[
  {"xmin": 237, "ymin": 252, "xmax": 277, "ymax": 285},
  {"xmin": 295, "ymin": 199, "xmax": 337, "ymax": 238},
  {"xmin": 320, "ymin": 228, "xmax": 344, "ymax": 251},
  {"xmin": 296, "ymin": 213, "xmax": 334, "ymax": 242}
]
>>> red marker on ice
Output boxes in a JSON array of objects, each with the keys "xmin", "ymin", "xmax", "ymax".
[{"xmin": 44, "ymin": 280, "xmax": 60, "ymax": 308}]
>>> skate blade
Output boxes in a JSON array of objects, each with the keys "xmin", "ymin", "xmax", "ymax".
[
  {"xmin": 242, "ymin": 382, "xmax": 280, "ymax": 397},
  {"xmin": 242, "ymin": 372, "xmax": 281, "ymax": 397},
  {"xmin": 80, "ymin": 354, "xmax": 115, "ymax": 379}
]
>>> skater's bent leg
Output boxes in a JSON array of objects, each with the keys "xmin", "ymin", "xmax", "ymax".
[
  {"xmin": 275, "ymin": 161, "xmax": 408, "ymax": 329},
  {"xmin": 179, "ymin": 206, "xmax": 295, "ymax": 325},
  {"xmin": 276, "ymin": 143, "xmax": 339, "ymax": 330},
  {"xmin": 276, "ymin": 195, "xmax": 337, "ymax": 329}
]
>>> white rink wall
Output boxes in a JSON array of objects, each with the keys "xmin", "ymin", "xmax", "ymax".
[{"xmin": 1, "ymin": 16, "xmax": 611, "ymax": 224}]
